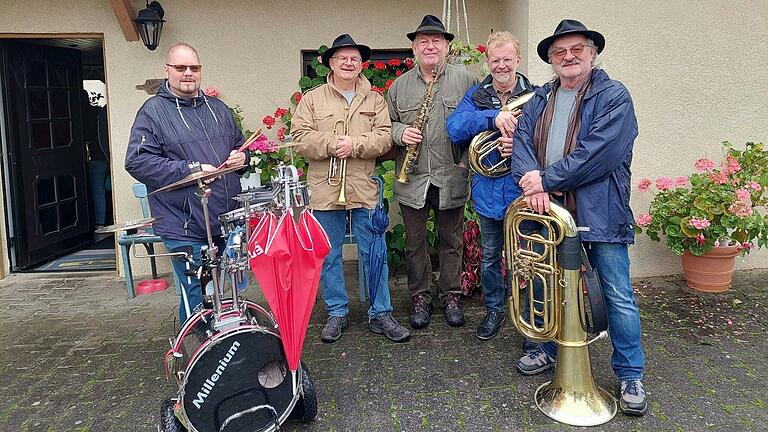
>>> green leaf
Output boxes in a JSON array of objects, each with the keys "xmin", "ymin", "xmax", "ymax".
[
  {"xmin": 315, "ymin": 64, "xmax": 330, "ymax": 77},
  {"xmin": 298, "ymin": 76, "xmax": 312, "ymax": 89}
]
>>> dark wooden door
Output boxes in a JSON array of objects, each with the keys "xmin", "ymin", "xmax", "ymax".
[{"xmin": 1, "ymin": 41, "xmax": 91, "ymax": 269}]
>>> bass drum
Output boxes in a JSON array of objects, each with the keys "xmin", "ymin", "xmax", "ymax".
[{"xmin": 166, "ymin": 300, "xmax": 300, "ymax": 432}]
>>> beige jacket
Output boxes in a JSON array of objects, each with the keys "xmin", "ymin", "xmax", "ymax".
[{"xmin": 293, "ymin": 73, "xmax": 392, "ymax": 210}]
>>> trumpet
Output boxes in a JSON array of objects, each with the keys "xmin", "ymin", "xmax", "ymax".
[
  {"xmin": 328, "ymin": 119, "xmax": 348, "ymax": 205},
  {"xmin": 468, "ymin": 92, "xmax": 535, "ymax": 178},
  {"xmin": 504, "ymin": 197, "xmax": 616, "ymax": 426}
]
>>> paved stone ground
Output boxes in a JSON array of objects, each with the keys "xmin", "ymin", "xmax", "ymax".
[{"xmin": 0, "ymin": 263, "xmax": 766, "ymax": 431}]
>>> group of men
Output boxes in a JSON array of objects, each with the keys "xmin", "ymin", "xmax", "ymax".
[{"xmin": 125, "ymin": 15, "xmax": 647, "ymax": 417}]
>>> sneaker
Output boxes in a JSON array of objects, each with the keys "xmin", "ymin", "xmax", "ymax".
[
  {"xmin": 444, "ymin": 294, "xmax": 465, "ymax": 327},
  {"xmin": 521, "ymin": 338, "xmax": 542, "ymax": 354},
  {"xmin": 476, "ymin": 310, "xmax": 505, "ymax": 340},
  {"xmin": 516, "ymin": 347, "xmax": 556, "ymax": 375},
  {"xmin": 320, "ymin": 315, "xmax": 348, "ymax": 343},
  {"xmin": 369, "ymin": 313, "xmax": 411, "ymax": 342},
  {"xmin": 409, "ymin": 295, "xmax": 433, "ymax": 329},
  {"xmin": 618, "ymin": 379, "xmax": 647, "ymax": 416}
]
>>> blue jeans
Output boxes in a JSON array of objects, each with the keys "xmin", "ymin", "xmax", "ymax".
[
  {"xmin": 541, "ymin": 242, "xmax": 645, "ymax": 381},
  {"xmin": 478, "ymin": 215, "xmax": 505, "ymax": 313},
  {"xmin": 164, "ymin": 237, "xmax": 225, "ymax": 323},
  {"xmin": 313, "ymin": 209, "xmax": 392, "ymax": 319},
  {"xmin": 88, "ymin": 160, "xmax": 109, "ymax": 225}
]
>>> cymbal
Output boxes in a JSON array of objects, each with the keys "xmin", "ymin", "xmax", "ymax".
[
  {"xmin": 95, "ymin": 217, "xmax": 161, "ymax": 233},
  {"xmin": 149, "ymin": 165, "xmax": 243, "ymax": 195}
]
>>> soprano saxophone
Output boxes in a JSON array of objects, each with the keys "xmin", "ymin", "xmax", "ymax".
[{"xmin": 396, "ymin": 69, "xmax": 437, "ymax": 184}]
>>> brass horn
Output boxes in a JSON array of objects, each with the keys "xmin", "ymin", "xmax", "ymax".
[
  {"xmin": 503, "ymin": 197, "xmax": 616, "ymax": 426},
  {"xmin": 468, "ymin": 92, "xmax": 535, "ymax": 178},
  {"xmin": 328, "ymin": 119, "xmax": 348, "ymax": 205}
]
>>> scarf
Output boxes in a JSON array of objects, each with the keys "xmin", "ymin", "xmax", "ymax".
[{"xmin": 532, "ymin": 76, "xmax": 592, "ymax": 217}]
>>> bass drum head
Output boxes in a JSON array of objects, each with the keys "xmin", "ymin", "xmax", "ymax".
[{"xmin": 181, "ymin": 327, "xmax": 297, "ymax": 432}]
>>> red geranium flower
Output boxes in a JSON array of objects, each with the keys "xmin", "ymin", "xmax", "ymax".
[
  {"xmin": 276, "ymin": 127, "xmax": 287, "ymax": 142},
  {"xmin": 262, "ymin": 115, "xmax": 276, "ymax": 129},
  {"xmin": 385, "ymin": 79, "xmax": 394, "ymax": 90},
  {"xmin": 404, "ymin": 58, "xmax": 415, "ymax": 69},
  {"xmin": 371, "ymin": 85, "xmax": 384, "ymax": 94},
  {"xmin": 374, "ymin": 62, "xmax": 386, "ymax": 70},
  {"xmin": 476, "ymin": 44, "xmax": 486, "ymax": 53},
  {"xmin": 291, "ymin": 91, "xmax": 302, "ymax": 104},
  {"xmin": 395, "ymin": 70, "xmax": 403, "ymax": 77},
  {"xmin": 361, "ymin": 61, "xmax": 370, "ymax": 69},
  {"xmin": 387, "ymin": 58, "xmax": 401, "ymax": 67},
  {"xmin": 274, "ymin": 107, "xmax": 288, "ymax": 118}
]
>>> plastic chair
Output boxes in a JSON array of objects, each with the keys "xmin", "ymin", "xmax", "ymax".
[{"xmin": 118, "ymin": 183, "xmax": 182, "ymax": 298}]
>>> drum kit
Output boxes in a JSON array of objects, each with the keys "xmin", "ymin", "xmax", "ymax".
[{"xmin": 115, "ymin": 163, "xmax": 318, "ymax": 432}]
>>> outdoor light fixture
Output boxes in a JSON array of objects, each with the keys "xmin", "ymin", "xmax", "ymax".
[{"xmin": 133, "ymin": 1, "xmax": 165, "ymax": 51}]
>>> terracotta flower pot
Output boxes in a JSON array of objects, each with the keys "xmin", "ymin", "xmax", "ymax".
[{"xmin": 680, "ymin": 245, "xmax": 739, "ymax": 293}]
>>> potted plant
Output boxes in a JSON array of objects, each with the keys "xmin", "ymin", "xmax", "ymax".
[{"xmin": 634, "ymin": 141, "xmax": 768, "ymax": 292}]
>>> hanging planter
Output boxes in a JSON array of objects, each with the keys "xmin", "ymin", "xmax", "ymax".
[{"xmin": 680, "ymin": 245, "xmax": 739, "ymax": 293}]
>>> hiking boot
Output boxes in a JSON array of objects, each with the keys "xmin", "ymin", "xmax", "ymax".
[
  {"xmin": 521, "ymin": 338, "xmax": 542, "ymax": 354},
  {"xmin": 369, "ymin": 313, "xmax": 411, "ymax": 342},
  {"xmin": 618, "ymin": 379, "xmax": 648, "ymax": 416},
  {"xmin": 320, "ymin": 315, "xmax": 348, "ymax": 343},
  {"xmin": 444, "ymin": 295, "xmax": 465, "ymax": 327},
  {"xmin": 476, "ymin": 310, "xmax": 505, "ymax": 340},
  {"xmin": 409, "ymin": 295, "xmax": 433, "ymax": 329},
  {"xmin": 516, "ymin": 347, "xmax": 556, "ymax": 375}
]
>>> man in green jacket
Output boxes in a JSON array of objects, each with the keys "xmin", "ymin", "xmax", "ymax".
[{"xmin": 386, "ymin": 15, "xmax": 477, "ymax": 329}]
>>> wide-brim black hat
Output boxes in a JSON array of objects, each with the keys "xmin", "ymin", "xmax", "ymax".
[
  {"xmin": 321, "ymin": 34, "xmax": 372, "ymax": 67},
  {"xmin": 407, "ymin": 14, "xmax": 455, "ymax": 41},
  {"xmin": 536, "ymin": 19, "xmax": 605, "ymax": 63}
]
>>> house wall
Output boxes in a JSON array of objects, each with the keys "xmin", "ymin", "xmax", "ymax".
[
  {"xmin": 0, "ymin": 0, "xmax": 502, "ymax": 277},
  {"xmin": 501, "ymin": 0, "xmax": 768, "ymax": 277}
]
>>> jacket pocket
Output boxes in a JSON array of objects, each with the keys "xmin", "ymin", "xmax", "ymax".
[
  {"xmin": 442, "ymin": 96, "xmax": 460, "ymax": 118},
  {"xmin": 449, "ymin": 164, "xmax": 469, "ymax": 199},
  {"xmin": 396, "ymin": 98, "xmax": 421, "ymax": 125},
  {"xmin": 313, "ymin": 109, "xmax": 335, "ymax": 131}
]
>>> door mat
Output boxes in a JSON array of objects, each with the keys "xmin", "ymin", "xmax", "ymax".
[{"xmin": 31, "ymin": 248, "xmax": 116, "ymax": 272}]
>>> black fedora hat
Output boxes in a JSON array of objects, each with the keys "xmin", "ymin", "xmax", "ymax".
[
  {"xmin": 321, "ymin": 34, "xmax": 372, "ymax": 67},
  {"xmin": 536, "ymin": 19, "xmax": 605, "ymax": 63},
  {"xmin": 407, "ymin": 14, "xmax": 455, "ymax": 41}
]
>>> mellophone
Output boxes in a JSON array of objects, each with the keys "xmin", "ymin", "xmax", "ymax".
[{"xmin": 141, "ymin": 164, "xmax": 316, "ymax": 432}]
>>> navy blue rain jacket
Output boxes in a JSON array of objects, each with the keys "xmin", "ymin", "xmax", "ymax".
[
  {"xmin": 511, "ymin": 69, "xmax": 638, "ymax": 244},
  {"xmin": 124, "ymin": 81, "xmax": 245, "ymax": 241},
  {"xmin": 446, "ymin": 73, "xmax": 533, "ymax": 220}
]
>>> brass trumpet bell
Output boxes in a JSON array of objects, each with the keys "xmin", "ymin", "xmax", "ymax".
[{"xmin": 504, "ymin": 198, "xmax": 616, "ymax": 426}]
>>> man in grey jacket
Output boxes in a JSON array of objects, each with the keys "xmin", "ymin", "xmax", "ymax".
[{"xmin": 386, "ymin": 15, "xmax": 477, "ymax": 329}]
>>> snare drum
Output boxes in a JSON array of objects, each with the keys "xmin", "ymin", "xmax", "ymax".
[
  {"xmin": 219, "ymin": 203, "xmax": 267, "ymax": 236},
  {"xmin": 166, "ymin": 300, "xmax": 300, "ymax": 432}
]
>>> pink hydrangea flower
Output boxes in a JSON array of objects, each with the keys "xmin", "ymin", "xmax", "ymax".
[
  {"xmin": 635, "ymin": 213, "xmax": 652, "ymax": 227},
  {"xmin": 694, "ymin": 158, "xmax": 715, "ymax": 172},
  {"xmin": 736, "ymin": 188, "xmax": 751, "ymax": 202},
  {"xmin": 674, "ymin": 176, "xmax": 689, "ymax": 186},
  {"xmin": 709, "ymin": 171, "xmax": 729, "ymax": 185},
  {"xmin": 729, "ymin": 201, "xmax": 754, "ymax": 218},
  {"xmin": 749, "ymin": 181, "xmax": 762, "ymax": 191},
  {"xmin": 637, "ymin": 178, "xmax": 651, "ymax": 192},
  {"xmin": 203, "ymin": 86, "xmax": 220, "ymax": 97},
  {"xmin": 724, "ymin": 155, "xmax": 741, "ymax": 174},
  {"xmin": 689, "ymin": 217, "xmax": 711, "ymax": 229},
  {"xmin": 655, "ymin": 176, "xmax": 674, "ymax": 191}
]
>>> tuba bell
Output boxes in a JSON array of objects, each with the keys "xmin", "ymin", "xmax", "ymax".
[
  {"xmin": 468, "ymin": 92, "xmax": 535, "ymax": 178},
  {"xmin": 503, "ymin": 197, "xmax": 616, "ymax": 426}
]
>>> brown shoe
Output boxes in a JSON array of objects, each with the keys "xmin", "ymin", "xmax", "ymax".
[
  {"xmin": 444, "ymin": 295, "xmax": 465, "ymax": 327},
  {"xmin": 409, "ymin": 295, "xmax": 433, "ymax": 329}
]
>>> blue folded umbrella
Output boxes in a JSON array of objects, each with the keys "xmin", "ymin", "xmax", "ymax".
[{"xmin": 367, "ymin": 176, "xmax": 388, "ymax": 305}]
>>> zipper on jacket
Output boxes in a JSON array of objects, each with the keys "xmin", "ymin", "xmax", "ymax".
[{"xmin": 192, "ymin": 108, "xmax": 230, "ymax": 205}]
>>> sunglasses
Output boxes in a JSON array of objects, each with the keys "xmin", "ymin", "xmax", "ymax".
[{"xmin": 166, "ymin": 64, "xmax": 202, "ymax": 73}]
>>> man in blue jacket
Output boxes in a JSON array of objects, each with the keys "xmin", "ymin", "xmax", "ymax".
[
  {"xmin": 446, "ymin": 31, "xmax": 533, "ymax": 340},
  {"xmin": 511, "ymin": 20, "xmax": 647, "ymax": 416},
  {"xmin": 125, "ymin": 42, "xmax": 246, "ymax": 322}
]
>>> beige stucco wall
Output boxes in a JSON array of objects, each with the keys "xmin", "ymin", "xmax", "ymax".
[
  {"xmin": 501, "ymin": 0, "xmax": 768, "ymax": 277},
  {"xmin": 0, "ymin": 0, "xmax": 501, "ymax": 277}
]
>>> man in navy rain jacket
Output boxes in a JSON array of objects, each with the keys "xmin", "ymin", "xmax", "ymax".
[
  {"xmin": 511, "ymin": 20, "xmax": 647, "ymax": 416},
  {"xmin": 125, "ymin": 42, "xmax": 245, "ymax": 322},
  {"xmin": 446, "ymin": 31, "xmax": 533, "ymax": 341}
]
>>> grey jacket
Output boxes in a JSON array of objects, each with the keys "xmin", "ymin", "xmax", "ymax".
[{"xmin": 387, "ymin": 63, "xmax": 477, "ymax": 210}]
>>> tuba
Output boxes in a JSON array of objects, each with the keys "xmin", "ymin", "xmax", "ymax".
[
  {"xmin": 503, "ymin": 197, "xmax": 616, "ymax": 426},
  {"xmin": 468, "ymin": 92, "xmax": 535, "ymax": 178},
  {"xmin": 328, "ymin": 119, "xmax": 348, "ymax": 205}
]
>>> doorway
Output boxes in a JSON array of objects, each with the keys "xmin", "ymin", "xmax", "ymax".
[{"xmin": 0, "ymin": 36, "xmax": 115, "ymax": 272}]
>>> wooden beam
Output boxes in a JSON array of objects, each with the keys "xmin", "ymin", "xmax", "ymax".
[{"xmin": 109, "ymin": 0, "xmax": 139, "ymax": 42}]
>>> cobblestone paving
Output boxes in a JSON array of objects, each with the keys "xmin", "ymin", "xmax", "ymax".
[{"xmin": 0, "ymin": 265, "xmax": 766, "ymax": 431}]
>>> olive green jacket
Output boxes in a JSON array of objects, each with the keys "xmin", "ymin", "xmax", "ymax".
[{"xmin": 386, "ymin": 63, "xmax": 477, "ymax": 210}]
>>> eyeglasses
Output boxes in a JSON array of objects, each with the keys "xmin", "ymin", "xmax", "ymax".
[
  {"xmin": 166, "ymin": 64, "xmax": 202, "ymax": 73},
  {"xmin": 489, "ymin": 57, "xmax": 519, "ymax": 67},
  {"xmin": 549, "ymin": 44, "xmax": 591, "ymax": 60},
  {"xmin": 331, "ymin": 56, "xmax": 361, "ymax": 64}
]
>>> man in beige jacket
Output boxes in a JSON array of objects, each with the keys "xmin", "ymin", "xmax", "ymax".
[{"xmin": 293, "ymin": 34, "xmax": 410, "ymax": 343}]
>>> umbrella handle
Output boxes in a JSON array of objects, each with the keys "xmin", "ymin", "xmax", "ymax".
[{"xmin": 372, "ymin": 176, "xmax": 384, "ymax": 207}]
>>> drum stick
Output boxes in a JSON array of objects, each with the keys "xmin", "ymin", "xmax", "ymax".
[{"xmin": 217, "ymin": 127, "xmax": 263, "ymax": 170}]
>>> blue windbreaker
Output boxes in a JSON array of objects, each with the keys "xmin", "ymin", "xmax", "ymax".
[
  {"xmin": 124, "ymin": 81, "xmax": 245, "ymax": 241},
  {"xmin": 511, "ymin": 69, "xmax": 638, "ymax": 244},
  {"xmin": 446, "ymin": 73, "xmax": 533, "ymax": 220}
]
